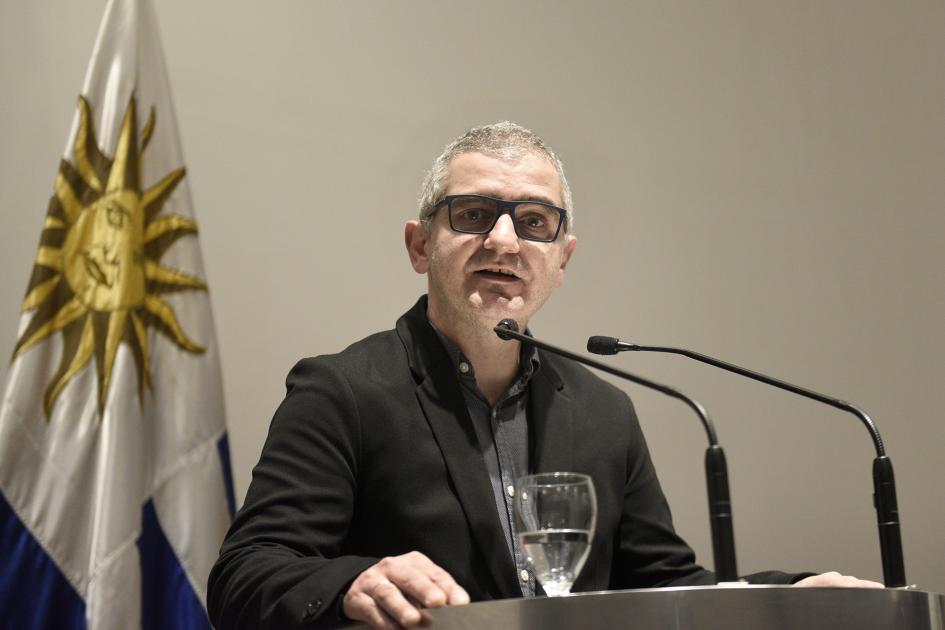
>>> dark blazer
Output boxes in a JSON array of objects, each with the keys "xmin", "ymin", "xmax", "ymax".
[{"xmin": 208, "ymin": 297, "xmax": 800, "ymax": 629}]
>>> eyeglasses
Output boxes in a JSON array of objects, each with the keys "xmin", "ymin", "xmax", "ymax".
[{"xmin": 430, "ymin": 194, "xmax": 567, "ymax": 243}]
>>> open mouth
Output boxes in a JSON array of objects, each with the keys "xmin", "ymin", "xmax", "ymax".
[{"xmin": 475, "ymin": 268, "xmax": 520, "ymax": 281}]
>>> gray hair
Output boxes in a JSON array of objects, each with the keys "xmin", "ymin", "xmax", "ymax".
[{"xmin": 417, "ymin": 121, "xmax": 573, "ymax": 232}]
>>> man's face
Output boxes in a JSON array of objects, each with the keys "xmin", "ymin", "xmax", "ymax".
[{"xmin": 406, "ymin": 151, "xmax": 577, "ymax": 336}]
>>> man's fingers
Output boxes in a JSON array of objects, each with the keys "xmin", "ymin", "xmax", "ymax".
[
  {"xmin": 447, "ymin": 585, "xmax": 471, "ymax": 606},
  {"xmin": 343, "ymin": 590, "xmax": 402, "ymax": 630},
  {"xmin": 372, "ymin": 578, "xmax": 425, "ymax": 626},
  {"xmin": 794, "ymin": 572, "xmax": 885, "ymax": 589},
  {"xmin": 395, "ymin": 572, "xmax": 447, "ymax": 608},
  {"xmin": 343, "ymin": 553, "xmax": 469, "ymax": 629},
  {"xmin": 399, "ymin": 552, "xmax": 469, "ymax": 606},
  {"xmin": 422, "ymin": 564, "xmax": 470, "ymax": 606},
  {"xmin": 380, "ymin": 552, "xmax": 464, "ymax": 609}
]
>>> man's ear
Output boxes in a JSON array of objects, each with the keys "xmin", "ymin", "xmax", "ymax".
[
  {"xmin": 554, "ymin": 234, "xmax": 577, "ymax": 287},
  {"xmin": 404, "ymin": 220, "xmax": 430, "ymax": 274}
]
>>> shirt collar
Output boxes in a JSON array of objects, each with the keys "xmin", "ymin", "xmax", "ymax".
[{"xmin": 429, "ymin": 320, "xmax": 541, "ymax": 391}]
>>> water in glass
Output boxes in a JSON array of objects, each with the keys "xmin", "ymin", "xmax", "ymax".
[{"xmin": 513, "ymin": 472, "xmax": 597, "ymax": 597}]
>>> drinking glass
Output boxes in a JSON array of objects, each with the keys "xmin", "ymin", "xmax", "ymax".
[{"xmin": 513, "ymin": 472, "xmax": 597, "ymax": 597}]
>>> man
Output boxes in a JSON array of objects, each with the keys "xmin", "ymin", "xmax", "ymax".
[{"xmin": 207, "ymin": 122, "xmax": 880, "ymax": 630}]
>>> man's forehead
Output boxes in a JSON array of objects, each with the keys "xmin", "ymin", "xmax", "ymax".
[{"xmin": 445, "ymin": 151, "xmax": 563, "ymax": 205}]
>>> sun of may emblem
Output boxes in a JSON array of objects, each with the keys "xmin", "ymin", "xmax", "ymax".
[{"xmin": 14, "ymin": 94, "xmax": 207, "ymax": 418}]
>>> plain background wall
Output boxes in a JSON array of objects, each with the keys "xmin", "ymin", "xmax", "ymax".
[{"xmin": 2, "ymin": 1, "xmax": 942, "ymax": 594}]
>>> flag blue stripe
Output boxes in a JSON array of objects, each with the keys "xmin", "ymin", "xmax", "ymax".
[
  {"xmin": 217, "ymin": 433, "xmax": 236, "ymax": 519},
  {"xmin": 0, "ymin": 490, "xmax": 86, "ymax": 630},
  {"xmin": 137, "ymin": 499, "xmax": 211, "ymax": 630}
]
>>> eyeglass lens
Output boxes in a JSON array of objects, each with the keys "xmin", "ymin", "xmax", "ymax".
[{"xmin": 449, "ymin": 196, "xmax": 561, "ymax": 241}]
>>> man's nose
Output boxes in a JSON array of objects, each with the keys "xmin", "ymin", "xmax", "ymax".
[{"xmin": 483, "ymin": 213, "xmax": 520, "ymax": 254}]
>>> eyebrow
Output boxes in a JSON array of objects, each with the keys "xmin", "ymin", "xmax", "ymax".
[
  {"xmin": 462, "ymin": 192, "xmax": 562, "ymax": 207},
  {"xmin": 515, "ymin": 195, "xmax": 560, "ymax": 206}
]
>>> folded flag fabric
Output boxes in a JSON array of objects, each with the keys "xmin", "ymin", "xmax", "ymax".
[{"xmin": 0, "ymin": 1, "xmax": 234, "ymax": 628}]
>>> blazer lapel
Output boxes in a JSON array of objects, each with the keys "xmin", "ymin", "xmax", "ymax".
[
  {"xmin": 415, "ymin": 377, "xmax": 520, "ymax": 598},
  {"xmin": 398, "ymin": 299, "xmax": 520, "ymax": 598},
  {"xmin": 530, "ymin": 354, "xmax": 575, "ymax": 475}
]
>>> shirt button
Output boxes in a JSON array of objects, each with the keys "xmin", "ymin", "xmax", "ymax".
[
  {"xmin": 506, "ymin": 485, "xmax": 515, "ymax": 498},
  {"xmin": 520, "ymin": 569, "xmax": 530, "ymax": 583},
  {"xmin": 459, "ymin": 362, "xmax": 470, "ymax": 374}
]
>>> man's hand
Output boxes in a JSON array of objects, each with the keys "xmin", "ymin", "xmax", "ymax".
[
  {"xmin": 343, "ymin": 551, "xmax": 470, "ymax": 629},
  {"xmin": 793, "ymin": 571, "xmax": 884, "ymax": 588}
]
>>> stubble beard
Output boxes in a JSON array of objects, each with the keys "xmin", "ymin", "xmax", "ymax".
[{"xmin": 427, "ymin": 250, "xmax": 529, "ymax": 342}]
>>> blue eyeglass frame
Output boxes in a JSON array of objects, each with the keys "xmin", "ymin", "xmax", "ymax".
[{"xmin": 430, "ymin": 194, "xmax": 568, "ymax": 243}]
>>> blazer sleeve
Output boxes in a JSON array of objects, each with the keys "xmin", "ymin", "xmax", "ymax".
[{"xmin": 207, "ymin": 358, "xmax": 376, "ymax": 629}]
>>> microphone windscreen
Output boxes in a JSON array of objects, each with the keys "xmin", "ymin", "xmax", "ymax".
[
  {"xmin": 587, "ymin": 336, "xmax": 620, "ymax": 355},
  {"xmin": 494, "ymin": 319, "xmax": 520, "ymax": 340}
]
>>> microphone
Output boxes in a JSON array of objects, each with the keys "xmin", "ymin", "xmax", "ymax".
[
  {"xmin": 495, "ymin": 318, "xmax": 520, "ymax": 340},
  {"xmin": 588, "ymin": 335, "xmax": 632, "ymax": 355},
  {"xmin": 494, "ymin": 319, "xmax": 739, "ymax": 583},
  {"xmin": 586, "ymin": 334, "xmax": 906, "ymax": 588}
]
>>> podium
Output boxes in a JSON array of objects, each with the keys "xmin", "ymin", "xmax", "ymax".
[{"xmin": 363, "ymin": 586, "xmax": 945, "ymax": 629}]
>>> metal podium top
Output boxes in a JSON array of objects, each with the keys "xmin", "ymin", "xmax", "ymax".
[{"xmin": 404, "ymin": 585, "xmax": 945, "ymax": 630}]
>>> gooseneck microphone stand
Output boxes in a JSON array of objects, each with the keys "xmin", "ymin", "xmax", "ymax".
[
  {"xmin": 494, "ymin": 320, "xmax": 739, "ymax": 582},
  {"xmin": 587, "ymin": 336, "xmax": 906, "ymax": 588}
]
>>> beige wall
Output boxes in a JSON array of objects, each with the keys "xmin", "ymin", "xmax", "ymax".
[{"xmin": 2, "ymin": 1, "xmax": 942, "ymax": 593}]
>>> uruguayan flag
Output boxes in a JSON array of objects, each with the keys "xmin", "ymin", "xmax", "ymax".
[{"xmin": 0, "ymin": 1, "xmax": 235, "ymax": 628}]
